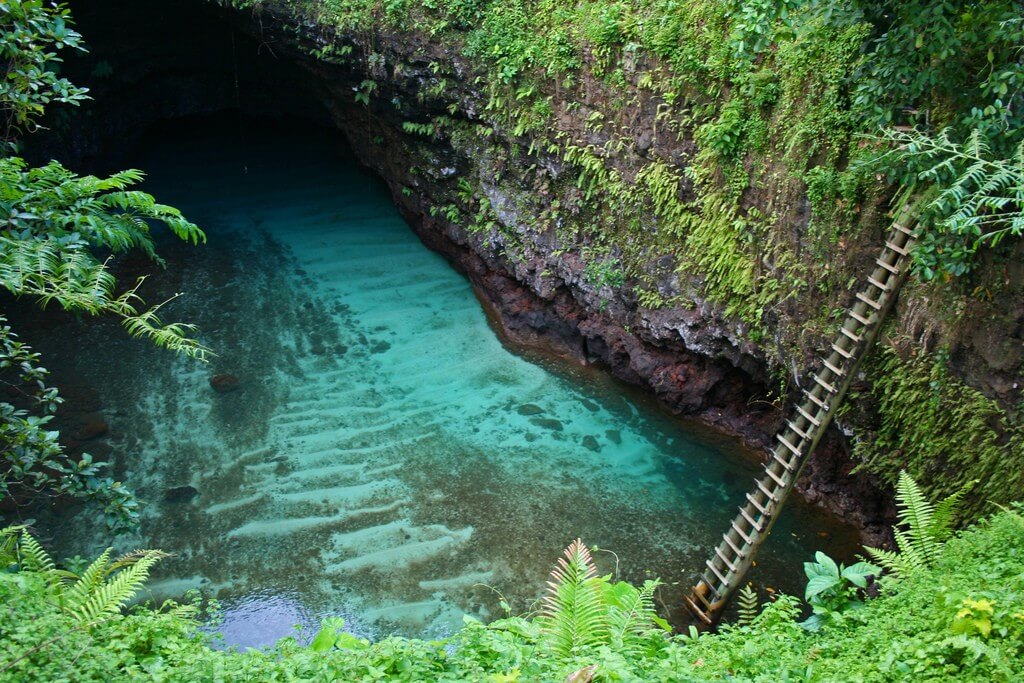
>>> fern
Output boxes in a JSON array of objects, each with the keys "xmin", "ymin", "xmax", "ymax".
[
  {"xmin": 864, "ymin": 471, "xmax": 968, "ymax": 579},
  {"xmin": 67, "ymin": 549, "xmax": 167, "ymax": 624},
  {"xmin": 736, "ymin": 584, "xmax": 759, "ymax": 626},
  {"xmin": 605, "ymin": 579, "xmax": 663, "ymax": 656},
  {"xmin": 540, "ymin": 539, "xmax": 607, "ymax": 658},
  {"xmin": 0, "ymin": 157, "xmax": 209, "ymax": 360},
  {"xmin": 0, "ymin": 526, "xmax": 170, "ymax": 625},
  {"xmin": 539, "ymin": 539, "xmax": 668, "ymax": 660},
  {"xmin": 870, "ymin": 128, "xmax": 1024, "ymax": 277}
]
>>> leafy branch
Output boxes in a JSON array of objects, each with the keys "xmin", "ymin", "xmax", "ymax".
[
  {"xmin": 0, "ymin": 157, "xmax": 210, "ymax": 360},
  {"xmin": 869, "ymin": 128, "xmax": 1024, "ymax": 279}
]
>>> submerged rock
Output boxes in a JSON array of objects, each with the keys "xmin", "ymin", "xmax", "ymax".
[
  {"xmin": 516, "ymin": 403, "xmax": 544, "ymax": 416},
  {"xmin": 530, "ymin": 417, "xmax": 564, "ymax": 432},
  {"xmin": 605, "ymin": 429, "xmax": 622, "ymax": 445},
  {"xmin": 210, "ymin": 374, "xmax": 240, "ymax": 393},
  {"xmin": 74, "ymin": 415, "xmax": 108, "ymax": 441},
  {"xmin": 165, "ymin": 485, "xmax": 199, "ymax": 504},
  {"xmin": 582, "ymin": 435, "xmax": 601, "ymax": 452}
]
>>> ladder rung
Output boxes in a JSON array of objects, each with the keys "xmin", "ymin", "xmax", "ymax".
[
  {"xmin": 823, "ymin": 359, "xmax": 846, "ymax": 377},
  {"xmin": 805, "ymin": 389, "xmax": 830, "ymax": 410},
  {"xmin": 765, "ymin": 466, "xmax": 787, "ymax": 488},
  {"xmin": 850, "ymin": 309, "xmax": 872, "ymax": 326},
  {"xmin": 796, "ymin": 405, "xmax": 821, "ymax": 426},
  {"xmin": 885, "ymin": 240, "xmax": 909, "ymax": 256},
  {"xmin": 739, "ymin": 506, "xmax": 765, "ymax": 532},
  {"xmin": 715, "ymin": 546, "xmax": 739, "ymax": 573},
  {"xmin": 731, "ymin": 521, "xmax": 754, "ymax": 545},
  {"xmin": 773, "ymin": 450, "xmax": 797, "ymax": 473},
  {"xmin": 894, "ymin": 223, "xmax": 915, "ymax": 237},
  {"xmin": 840, "ymin": 327, "xmax": 862, "ymax": 344},
  {"xmin": 700, "ymin": 573, "xmax": 721, "ymax": 598},
  {"xmin": 876, "ymin": 258, "xmax": 900, "ymax": 275},
  {"xmin": 868, "ymin": 276, "xmax": 890, "ymax": 292},
  {"xmin": 856, "ymin": 292, "xmax": 883, "ymax": 311},
  {"xmin": 831, "ymin": 343, "xmax": 853, "ymax": 360},
  {"xmin": 814, "ymin": 375, "xmax": 838, "ymax": 394},
  {"xmin": 787, "ymin": 420, "xmax": 811, "ymax": 441},
  {"xmin": 695, "ymin": 580, "xmax": 715, "ymax": 605},
  {"xmin": 776, "ymin": 434, "xmax": 802, "ymax": 459},
  {"xmin": 685, "ymin": 596, "xmax": 713, "ymax": 625},
  {"xmin": 746, "ymin": 491, "xmax": 770, "ymax": 516},
  {"xmin": 756, "ymin": 479, "xmax": 780, "ymax": 503},
  {"xmin": 723, "ymin": 533, "xmax": 746, "ymax": 558},
  {"xmin": 706, "ymin": 558, "xmax": 730, "ymax": 586}
]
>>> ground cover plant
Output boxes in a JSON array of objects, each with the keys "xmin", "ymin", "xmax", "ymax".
[{"xmin": 1, "ymin": 497, "xmax": 1022, "ymax": 681}]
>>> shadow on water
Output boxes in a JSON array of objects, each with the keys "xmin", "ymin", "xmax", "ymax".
[{"xmin": 20, "ymin": 114, "xmax": 860, "ymax": 647}]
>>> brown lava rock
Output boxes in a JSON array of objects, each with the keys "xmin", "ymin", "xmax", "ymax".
[
  {"xmin": 210, "ymin": 374, "xmax": 240, "ymax": 393},
  {"xmin": 74, "ymin": 415, "xmax": 108, "ymax": 441}
]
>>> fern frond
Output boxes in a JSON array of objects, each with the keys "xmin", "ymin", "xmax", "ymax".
[
  {"xmin": 861, "ymin": 545, "xmax": 910, "ymax": 577},
  {"xmin": 864, "ymin": 471, "xmax": 968, "ymax": 579},
  {"xmin": 929, "ymin": 480, "xmax": 972, "ymax": 542},
  {"xmin": 605, "ymin": 579, "xmax": 662, "ymax": 653},
  {"xmin": 67, "ymin": 549, "xmax": 166, "ymax": 624},
  {"xmin": 894, "ymin": 471, "xmax": 941, "ymax": 565},
  {"xmin": 540, "ymin": 539, "xmax": 608, "ymax": 658},
  {"xmin": 3, "ymin": 527, "xmax": 65, "ymax": 600},
  {"xmin": 106, "ymin": 549, "xmax": 172, "ymax": 576},
  {"xmin": 120, "ymin": 297, "xmax": 211, "ymax": 361},
  {"xmin": 63, "ymin": 548, "xmax": 114, "ymax": 611},
  {"xmin": 1, "ymin": 525, "xmax": 28, "ymax": 566},
  {"xmin": 16, "ymin": 530, "xmax": 56, "ymax": 575},
  {"xmin": 736, "ymin": 584, "xmax": 759, "ymax": 626}
]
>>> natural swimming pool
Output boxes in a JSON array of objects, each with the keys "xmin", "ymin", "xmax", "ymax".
[{"xmin": 31, "ymin": 117, "xmax": 858, "ymax": 648}]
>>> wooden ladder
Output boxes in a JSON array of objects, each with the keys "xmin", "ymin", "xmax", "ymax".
[{"xmin": 684, "ymin": 208, "xmax": 918, "ymax": 627}]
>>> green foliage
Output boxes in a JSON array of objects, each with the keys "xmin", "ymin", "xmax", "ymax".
[
  {"xmin": 868, "ymin": 128, "xmax": 1024, "ymax": 279},
  {"xmin": 0, "ymin": 0, "xmax": 207, "ymax": 533},
  {"xmin": 582, "ymin": 257, "xmax": 624, "ymax": 290},
  {"xmin": 4, "ymin": 508, "xmax": 1024, "ymax": 681},
  {"xmin": 0, "ymin": 158, "xmax": 210, "ymax": 359},
  {"xmin": 538, "ymin": 538, "xmax": 668, "ymax": 660},
  {"xmin": 855, "ymin": 347, "xmax": 1024, "ymax": 521},
  {"xmin": 0, "ymin": 0, "xmax": 89, "ymax": 143},
  {"xmin": 850, "ymin": 2, "xmax": 1024, "ymax": 147},
  {"xmin": 800, "ymin": 551, "xmax": 879, "ymax": 632},
  {"xmin": 864, "ymin": 470, "xmax": 968, "ymax": 579},
  {"xmin": 309, "ymin": 617, "xmax": 370, "ymax": 652},
  {"xmin": 1, "ymin": 525, "xmax": 174, "ymax": 625}
]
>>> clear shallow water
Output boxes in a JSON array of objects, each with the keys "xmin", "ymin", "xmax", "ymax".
[{"xmin": 32, "ymin": 118, "xmax": 857, "ymax": 646}]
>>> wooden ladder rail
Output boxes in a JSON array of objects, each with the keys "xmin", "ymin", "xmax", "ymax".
[{"xmin": 684, "ymin": 208, "xmax": 918, "ymax": 627}]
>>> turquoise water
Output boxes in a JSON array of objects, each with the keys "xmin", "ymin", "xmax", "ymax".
[{"xmin": 36, "ymin": 118, "xmax": 857, "ymax": 647}]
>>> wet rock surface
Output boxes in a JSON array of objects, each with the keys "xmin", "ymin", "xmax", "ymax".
[
  {"xmin": 165, "ymin": 485, "xmax": 200, "ymax": 504},
  {"xmin": 210, "ymin": 374, "xmax": 240, "ymax": 393},
  {"xmin": 74, "ymin": 414, "xmax": 109, "ymax": 441}
]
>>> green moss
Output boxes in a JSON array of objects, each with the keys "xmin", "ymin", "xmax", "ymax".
[{"xmin": 852, "ymin": 346, "xmax": 1024, "ymax": 521}]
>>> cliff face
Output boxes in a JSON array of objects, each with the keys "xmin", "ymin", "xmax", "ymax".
[{"xmin": 44, "ymin": 0, "xmax": 1023, "ymax": 539}]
